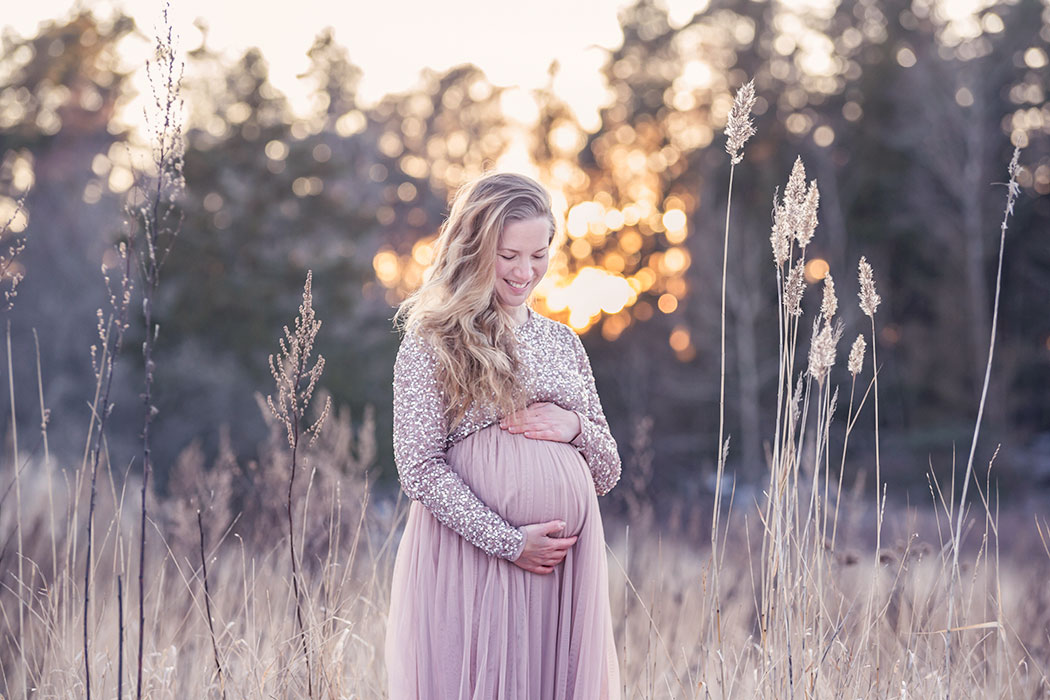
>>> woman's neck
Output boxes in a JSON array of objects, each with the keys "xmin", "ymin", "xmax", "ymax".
[{"xmin": 506, "ymin": 304, "xmax": 529, "ymax": 327}]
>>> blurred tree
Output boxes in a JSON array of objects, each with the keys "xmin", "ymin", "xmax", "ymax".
[
  {"xmin": 0, "ymin": 1, "xmax": 1046, "ymax": 500},
  {"xmin": 523, "ymin": 0, "xmax": 1049, "ymax": 495},
  {"xmin": 0, "ymin": 11, "xmax": 138, "ymax": 459},
  {"xmin": 890, "ymin": 0, "xmax": 1050, "ymax": 451},
  {"xmin": 154, "ymin": 42, "xmax": 303, "ymax": 466},
  {"xmin": 158, "ymin": 29, "xmax": 510, "ymax": 474},
  {"xmin": 529, "ymin": 0, "xmax": 792, "ymax": 484}
]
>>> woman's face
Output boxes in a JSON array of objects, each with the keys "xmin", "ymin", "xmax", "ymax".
[{"xmin": 494, "ymin": 216, "xmax": 550, "ymax": 311}]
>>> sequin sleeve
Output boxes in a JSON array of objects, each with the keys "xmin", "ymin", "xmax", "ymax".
[
  {"xmin": 392, "ymin": 330, "xmax": 526, "ymax": 561},
  {"xmin": 566, "ymin": 331, "xmax": 622, "ymax": 496}
]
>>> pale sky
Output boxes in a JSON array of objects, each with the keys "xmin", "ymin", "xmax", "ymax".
[
  {"xmin": 5, "ymin": 0, "xmax": 993, "ymax": 129},
  {"xmin": 2, "ymin": 0, "xmax": 712, "ymax": 128}
]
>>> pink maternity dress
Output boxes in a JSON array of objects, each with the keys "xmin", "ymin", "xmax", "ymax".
[{"xmin": 386, "ymin": 308, "xmax": 621, "ymax": 699}]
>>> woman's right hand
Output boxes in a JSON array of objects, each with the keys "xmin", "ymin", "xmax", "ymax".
[{"xmin": 512, "ymin": 520, "xmax": 577, "ymax": 574}]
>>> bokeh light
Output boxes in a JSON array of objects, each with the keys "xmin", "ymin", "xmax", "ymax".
[{"xmin": 804, "ymin": 258, "xmax": 830, "ymax": 283}]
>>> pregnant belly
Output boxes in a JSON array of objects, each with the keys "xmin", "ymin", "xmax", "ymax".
[{"xmin": 447, "ymin": 424, "xmax": 595, "ymax": 537}]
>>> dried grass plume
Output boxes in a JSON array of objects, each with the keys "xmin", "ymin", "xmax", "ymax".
[
  {"xmin": 769, "ymin": 157, "xmax": 821, "ymax": 261},
  {"xmin": 848, "ymin": 334, "xmax": 866, "ymax": 376},
  {"xmin": 821, "ymin": 272, "xmax": 837, "ymax": 323},
  {"xmin": 0, "ymin": 194, "xmax": 27, "ymax": 312},
  {"xmin": 808, "ymin": 320, "xmax": 842, "ymax": 384},
  {"xmin": 785, "ymin": 157, "xmax": 808, "ymax": 229},
  {"xmin": 267, "ymin": 270, "xmax": 332, "ymax": 447},
  {"xmin": 770, "ymin": 189, "xmax": 791, "ymax": 266},
  {"xmin": 858, "ymin": 256, "xmax": 881, "ymax": 317},
  {"xmin": 784, "ymin": 262, "xmax": 806, "ymax": 316},
  {"xmin": 725, "ymin": 79, "xmax": 757, "ymax": 164},
  {"xmin": 797, "ymin": 180, "xmax": 820, "ymax": 249}
]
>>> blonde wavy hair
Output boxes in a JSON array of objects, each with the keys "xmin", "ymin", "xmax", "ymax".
[{"xmin": 394, "ymin": 172, "xmax": 556, "ymax": 428}]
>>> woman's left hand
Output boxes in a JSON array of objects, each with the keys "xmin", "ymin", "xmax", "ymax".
[{"xmin": 500, "ymin": 402, "xmax": 581, "ymax": 443}]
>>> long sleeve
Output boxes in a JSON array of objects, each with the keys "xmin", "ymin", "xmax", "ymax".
[
  {"xmin": 567, "ymin": 331, "xmax": 622, "ymax": 496},
  {"xmin": 392, "ymin": 330, "xmax": 526, "ymax": 560}
]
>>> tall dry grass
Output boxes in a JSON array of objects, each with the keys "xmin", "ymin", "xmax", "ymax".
[
  {"xmin": 682, "ymin": 124, "xmax": 1041, "ymax": 697},
  {"xmin": 2, "ymin": 190, "xmax": 28, "ymax": 698},
  {"xmin": 0, "ymin": 384, "xmax": 387, "ymax": 698},
  {"xmin": 710, "ymin": 80, "xmax": 757, "ymax": 675},
  {"xmin": 0, "ymin": 39, "xmax": 1048, "ymax": 700},
  {"xmin": 3, "ymin": 440, "xmax": 1049, "ymax": 698},
  {"xmin": 134, "ymin": 8, "xmax": 185, "ymax": 696}
]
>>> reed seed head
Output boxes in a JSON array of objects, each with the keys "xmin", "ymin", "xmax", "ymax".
[
  {"xmin": 268, "ymin": 270, "xmax": 330, "ymax": 448},
  {"xmin": 785, "ymin": 157, "xmax": 807, "ymax": 229},
  {"xmin": 797, "ymin": 180, "xmax": 820, "ymax": 249},
  {"xmin": 848, "ymin": 333, "xmax": 866, "ymax": 376},
  {"xmin": 784, "ymin": 261, "xmax": 806, "ymax": 316},
  {"xmin": 725, "ymin": 79, "xmax": 757, "ymax": 165},
  {"xmin": 1006, "ymin": 146, "xmax": 1021, "ymax": 217},
  {"xmin": 821, "ymin": 272, "xmax": 837, "ymax": 323},
  {"xmin": 770, "ymin": 157, "xmax": 820, "ymax": 261},
  {"xmin": 808, "ymin": 320, "xmax": 841, "ymax": 384},
  {"xmin": 770, "ymin": 190, "xmax": 791, "ymax": 267},
  {"xmin": 858, "ymin": 256, "xmax": 881, "ymax": 317}
]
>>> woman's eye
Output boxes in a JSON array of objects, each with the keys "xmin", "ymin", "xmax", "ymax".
[
  {"xmin": 499, "ymin": 254, "xmax": 515, "ymax": 260},
  {"xmin": 532, "ymin": 252, "xmax": 548, "ymax": 259}
]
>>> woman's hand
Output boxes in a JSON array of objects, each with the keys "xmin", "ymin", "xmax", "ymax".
[
  {"xmin": 512, "ymin": 520, "xmax": 578, "ymax": 574},
  {"xmin": 500, "ymin": 402, "xmax": 581, "ymax": 443}
]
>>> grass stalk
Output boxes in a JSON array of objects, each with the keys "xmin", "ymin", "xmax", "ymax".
[
  {"xmin": 710, "ymin": 157, "xmax": 734, "ymax": 674},
  {"xmin": 854, "ymin": 254, "xmax": 883, "ymax": 683},
  {"xmin": 945, "ymin": 147, "xmax": 1022, "ymax": 696},
  {"xmin": 6, "ymin": 322, "xmax": 25, "ymax": 699},
  {"xmin": 32, "ymin": 330, "xmax": 56, "ymax": 584},
  {"xmin": 713, "ymin": 78, "xmax": 755, "ymax": 690},
  {"xmin": 84, "ymin": 235, "xmax": 134, "ymax": 700},
  {"xmin": 134, "ymin": 7, "xmax": 184, "ymax": 696},
  {"xmin": 867, "ymin": 313, "xmax": 882, "ymax": 681},
  {"xmin": 287, "ymin": 417, "xmax": 312, "ymax": 696},
  {"xmin": 198, "ymin": 510, "xmax": 227, "ymax": 699},
  {"xmin": 268, "ymin": 271, "xmax": 331, "ymax": 696},
  {"xmin": 117, "ymin": 574, "xmax": 124, "ymax": 700},
  {"xmin": 831, "ymin": 378, "xmax": 856, "ymax": 551}
]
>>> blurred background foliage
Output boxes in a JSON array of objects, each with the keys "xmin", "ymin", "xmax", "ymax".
[{"xmin": 1, "ymin": 0, "xmax": 1048, "ymax": 506}]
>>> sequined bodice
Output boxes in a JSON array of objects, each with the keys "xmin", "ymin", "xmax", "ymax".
[{"xmin": 392, "ymin": 309, "xmax": 621, "ymax": 560}]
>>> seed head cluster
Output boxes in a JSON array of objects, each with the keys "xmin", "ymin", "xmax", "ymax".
[
  {"xmin": 858, "ymin": 256, "xmax": 881, "ymax": 318},
  {"xmin": 785, "ymin": 157, "xmax": 807, "ymax": 211},
  {"xmin": 808, "ymin": 319, "xmax": 843, "ymax": 384},
  {"xmin": 798, "ymin": 183, "xmax": 820, "ymax": 248},
  {"xmin": 0, "ymin": 195, "xmax": 26, "ymax": 312},
  {"xmin": 770, "ymin": 190, "xmax": 791, "ymax": 266},
  {"xmin": 784, "ymin": 262, "xmax": 806, "ymax": 316},
  {"xmin": 765, "ymin": 155, "xmax": 872, "ymax": 387},
  {"xmin": 848, "ymin": 334, "xmax": 867, "ymax": 376},
  {"xmin": 770, "ymin": 157, "xmax": 821, "ymax": 266},
  {"xmin": 821, "ymin": 273, "xmax": 837, "ymax": 324},
  {"xmin": 725, "ymin": 79, "xmax": 757, "ymax": 165},
  {"xmin": 268, "ymin": 270, "xmax": 332, "ymax": 449}
]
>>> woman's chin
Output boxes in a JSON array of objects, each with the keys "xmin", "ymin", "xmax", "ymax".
[{"xmin": 497, "ymin": 288, "xmax": 530, "ymax": 306}]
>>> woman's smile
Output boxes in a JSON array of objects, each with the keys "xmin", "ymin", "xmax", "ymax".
[{"xmin": 494, "ymin": 216, "xmax": 550, "ymax": 320}]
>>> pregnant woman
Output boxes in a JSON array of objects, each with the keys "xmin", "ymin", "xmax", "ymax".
[{"xmin": 386, "ymin": 172, "xmax": 622, "ymax": 699}]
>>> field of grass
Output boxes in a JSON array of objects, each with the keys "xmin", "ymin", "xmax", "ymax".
[
  {"xmin": 2, "ymin": 33, "xmax": 1048, "ymax": 700},
  {"xmin": 2, "ymin": 438, "xmax": 1049, "ymax": 698}
]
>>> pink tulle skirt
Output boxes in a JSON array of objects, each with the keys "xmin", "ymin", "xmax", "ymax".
[{"xmin": 385, "ymin": 425, "xmax": 620, "ymax": 699}]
